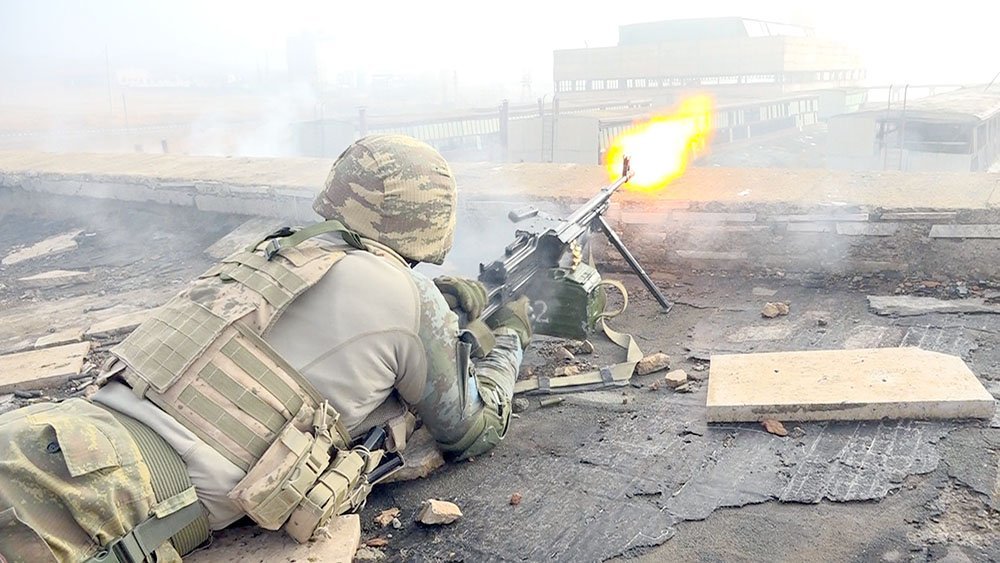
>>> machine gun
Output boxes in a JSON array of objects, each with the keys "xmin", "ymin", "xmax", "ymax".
[{"xmin": 477, "ymin": 157, "xmax": 671, "ymax": 342}]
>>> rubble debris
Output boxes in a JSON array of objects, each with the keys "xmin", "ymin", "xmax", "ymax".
[
  {"xmin": 381, "ymin": 427, "xmax": 444, "ymax": 483},
  {"xmin": 539, "ymin": 397, "xmax": 565, "ymax": 408},
  {"xmin": 374, "ymin": 508, "xmax": 401, "ymax": 528},
  {"xmin": 636, "ymin": 352, "xmax": 671, "ymax": 375},
  {"xmin": 365, "ymin": 537, "xmax": 389, "ymax": 548},
  {"xmin": 416, "ymin": 499, "xmax": 462, "ymax": 525},
  {"xmin": 789, "ymin": 426, "xmax": 806, "ymax": 439},
  {"xmin": 512, "ymin": 397, "xmax": 530, "ymax": 413},
  {"xmin": 13, "ymin": 389, "xmax": 42, "ymax": 399},
  {"xmin": 390, "ymin": 518, "xmax": 402, "ymax": 530},
  {"xmin": 692, "ymin": 363, "xmax": 707, "ymax": 372},
  {"xmin": 18, "ymin": 270, "xmax": 95, "ymax": 289},
  {"xmin": 2, "ymin": 230, "xmax": 81, "ymax": 266},
  {"xmin": 509, "ymin": 493, "xmax": 523, "ymax": 506},
  {"xmin": 554, "ymin": 347, "xmax": 575, "ymax": 362},
  {"xmin": 664, "ymin": 369, "xmax": 688, "ymax": 389},
  {"xmin": 868, "ymin": 295, "xmax": 1000, "ymax": 317},
  {"xmin": 816, "ymin": 318, "xmax": 828, "ymax": 327},
  {"xmin": 752, "ymin": 287, "xmax": 777, "ymax": 297},
  {"xmin": 84, "ymin": 309, "xmax": 154, "ymax": 340},
  {"xmin": 761, "ymin": 302, "xmax": 790, "ymax": 318},
  {"xmin": 761, "ymin": 419, "xmax": 788, "ymax": 437},
  {"xmin": 34, "ymin": 327, "xmax": 85, "ymax": 349},
  {"xmin": 707, "ymin": 348, "xmax": 995, "ymax": 422},
  {"xmin": 185, "ymin": 514, "xmax": 360, "ymax": 563},
  {"xmin": 647, "ymin": 380, "xmax": 661, "ymax": 391},
  {"xmin": 354, "ymin": 547, "xmax": 387, "ymax": 562},
  {"xmin": 0, "ymin": 342, "xmax": 92, "ymax": 393},
  {"xmin": 674, "ymin": 383, "xmax": 694, "ymax": 393},
  {"xmin": 554, "ymin": 365, "xmax": 580, "ymax": 377},
  {"xmin": 566, "ymin": 340, "xmax": 595, "ymax": 355}
]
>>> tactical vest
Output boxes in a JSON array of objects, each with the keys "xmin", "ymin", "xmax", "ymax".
[{"xmin": 108, "ymin": 221, "xmax": 388, "ymax": 544}]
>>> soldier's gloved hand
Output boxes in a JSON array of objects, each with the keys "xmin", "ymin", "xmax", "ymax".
[
  {"xmin": 486, "ymin": 296, "xmax": 533, "ymax": 350},
  {"xmin": 434, "ymin": 276, "xmax": 488, "ymax": 321}
]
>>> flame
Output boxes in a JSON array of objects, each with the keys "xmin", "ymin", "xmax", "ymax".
[{"xmin": 605, "ymin": 94, "xmax": 715, "ymax": 193}]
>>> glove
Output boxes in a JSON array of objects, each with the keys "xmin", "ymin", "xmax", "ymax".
[
  {"xmin": 486, "ymin": 296, "xmax": 533, "ymax": 350},
  {"xmin": 434, "ymin": 276, "xmax": 488, "ymax": 321}
]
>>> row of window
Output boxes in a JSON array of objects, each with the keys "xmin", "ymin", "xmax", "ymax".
[{"xmin": 556, "ymin": 70, "xmax": 865, "ymax": 92}]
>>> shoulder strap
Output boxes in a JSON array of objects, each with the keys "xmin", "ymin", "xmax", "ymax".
[{"xmin": 248, "ymin": 220, "xmax": 366, "ymax": 260}]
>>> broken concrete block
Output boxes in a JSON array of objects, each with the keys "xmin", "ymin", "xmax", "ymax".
[
  {"xmin": 354, "ymin": 547, "xmax": 387, "ymax": 562},
  {"xmin": 868, "ymin": 295, "xmax": 1000, "ymax": 317},
  {"xmin": 555, "ymin": 347, "xmax": 575, "ymax": 362},
  {"xmin": 566, "ymin": 340, "xmax": 594, "ymax": 354},
  {"xmin": 187, "ymin": 514, "xmax": 360, "ymax": 563},
  {"xmin": 416, "ymin": 499, "xmax": 462, "ymax": 525},
  {"xmin": 761, "ymin": 302, "xmax": 789, "ymax": 318},
  {"xmin": 34, "ymin": 327, "xmax": 85, "ymax": 349},
  {"xmin": 512, "ymin": 397, "xmax": 530, "ymax": 413},
  {"xmin": 374, "ymin": 508, "xmax": 400, "ymax": 528},
  {"xmin": 554, "ymin": 365, "xmax": 580, "ymax": 377},
  {"xmin": 0, "ymin": 341, "xmax": 91, "ymax": 393},
  {"xmin": 636, "ymin": 352, "xmax": 671, "ymax": 375},
  {"xmin": 761, "ymin": 419, "xmax": 788, "ymax": 437},
  {"xmin": 84, "ymin": 309, "xmax": 154, "ymax": 339},
  {"xmin": 18, "ymin": 270, "xmax": 95, "ymax": 288},
  {"xmin": 382, "ymin": 427, "xmax": 445, "ymax": 483},
  {"xmin": 707, "ymin": 348, "xmax": 996, "ymax": 422},
  {"xmin": 664, "ymin": 369, "xmax": 688, "ymax": 388},
  {"xmin": 2, "ymin": 230, "xmax": 81, "ymax": 266}
]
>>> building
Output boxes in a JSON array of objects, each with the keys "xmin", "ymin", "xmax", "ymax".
[
  {"xmin": 827, "ymin": 88, "xmax": 1000, "ymax": 171},
  {"xmin": 553, "ymin": 17, "xmax": 864, "ymax": 102}
]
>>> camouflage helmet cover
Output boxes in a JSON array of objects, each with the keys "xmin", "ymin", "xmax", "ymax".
[{"xmin": 313, "ymin": 134, "xmax": 457, "ymax": 265}]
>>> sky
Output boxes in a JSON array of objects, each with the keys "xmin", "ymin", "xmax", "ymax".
[{"xmin": 2, "ymin": 0, "xmax": 997, "ymax": 89}]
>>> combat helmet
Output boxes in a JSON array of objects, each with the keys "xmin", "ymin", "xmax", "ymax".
[{"xmin": 313, "ymin": 134, "xmax": 457, "ymax": 265}]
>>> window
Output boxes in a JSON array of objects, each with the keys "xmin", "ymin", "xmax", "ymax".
[
  {"xmin": 593, "ymin": 79, "xmax": 605, "ymax": 90},
  {"xmin": 607, "ymin": 79, "xmax": 619, "ymax": 89},
  {"xmin": 625, "ymin": 79, "xmax": 634, "ymax": 88},
  {"xmin": 557, "ymin": 80, "xmax": 571, "ymax": 92},
  {"xmin": 574, "ymin": 79, "xmax": 586, "ymax": 91},
  {"xmin": 635, "ymin": 78, "xmax": 647, "ymax": 88}
]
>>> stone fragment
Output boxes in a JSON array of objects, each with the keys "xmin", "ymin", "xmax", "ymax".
[
  {"xmin": 761, "ymin": 419, "xmax": 788, "ymax": 436},
  {"xmin": 510, "ymin": 493, "xmax": 523, "ymax": 506},
  {"xmin": 512, "ymin": 397, "xmax": 530, "ymax": 413},
  {"xmin": 381, "ymin": 427, "xmax": 444, "ymax": 483},
  {"xmin": 664, "ymin": 369, "xmax": 688, "ymax": 388},
  {"xmin": 636, "ymin": 352, "xmax": 671, "ymax": 375},
  {"xmin": 752, "ymin": 287, "xmax": 777, "ymax": 297},
  {"xmin": 554, "ymin": 365, "xmax": 580, "ymax": 377},
  {"xmin": 761, "ymin": 302, "xmax": 789, "ymax": 318},
  {"xmin": 374, "ymin": 508, "xmax": 400, "ymax": 528},
  {"xmin": 186, "ymin": 514, "xmax": 359, "ymax": 563},
  {"xmin": 416, "ymin": 499, "xmax": 462, "ymax": 525},
  {"xmin": 84, "ymin": 309, "xmax": 154, "ymax": 339},
  {"xmin": 2, "ymin": 230, "xmax": 81, "ymax": 266},
  {"xmin": 789, "ymin": 426, "xmax": 806, "ymax": 439},
  {"xmin": 567, "ymin": 340, "xmax": 594, "ymax": 354},
  {"xmin": 354, "ymin": 547, "xmax": 386, "ymax": 562},
  {"xmin": 34, "ymin": 327, "xmax": 85, "ymax": 349},
  {"xmin": 365, "ymin": 538, "xmax": 389, "ymax": 548},
  {"xmin": 18, "ymin": 270, "xmax": 95, "ymax": 288},
  {"xmin": 674, "ymin": 383, "xmax": 694, "ymax": 393},
  {"xmin": 555, "ymin": 347, "xmax": 575, "ymax": 362},
  {"xmin": 0, "ymin": 342, "xmax": 92, "ymax": 393}
]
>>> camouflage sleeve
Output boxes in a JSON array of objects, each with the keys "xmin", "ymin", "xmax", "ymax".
[{"xmin": 402, "ymin": 272, "xmax": 523, "ymax": 460}]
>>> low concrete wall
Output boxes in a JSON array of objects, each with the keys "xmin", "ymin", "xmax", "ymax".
[{"xmin": 2, "ymin": 151, "xmax": 998, "ymax": 279}]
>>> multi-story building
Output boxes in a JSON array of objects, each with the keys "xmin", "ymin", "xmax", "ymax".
[{"xmin": 553, "ymin": 17, "xmax": 864, "ymax": 102}]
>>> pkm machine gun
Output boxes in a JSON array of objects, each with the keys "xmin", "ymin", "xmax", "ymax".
[{"xmin": 478, "ymin": 157, "xmax": 671, "ymax": 341}]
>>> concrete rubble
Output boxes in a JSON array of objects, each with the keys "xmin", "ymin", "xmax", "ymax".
[
  {"xmin": 0, "ymin": 342, "xmax": 91, "ymax": 393},
  {"xmin": 761, "ymin": 302, "xmax": 790, "ymax": 318},
  {"xmin": 33, "ymin": 327, "xmax": 85, "ymax": 349},
  {"xmin": 636, "ymin": 352, "xmax": 671, "ymax": 375},
  {"xmin": 664, "ymin": 369, "xmax": 688, "ymax": 388},
  {"xmin": 868, "ymin": 295, "xmax": 1000, "ymax": 316},
  {"xmin": 18, "ymin": 269, "xmax": 95, "ymax": 288},
  {"xmin": 186, "ymin": 514, "xmax": 360, "ymax": 563},
  {"xmin": 417, "ymin": 500, "xmax": 463, "ymax": 525},
  {"xmin": 2, "ymin": 230, "xmax": 81, "ymax": 266},
  {"xmin": 83, "ymin": 308, "xmax": 155, "ymax": 339}
]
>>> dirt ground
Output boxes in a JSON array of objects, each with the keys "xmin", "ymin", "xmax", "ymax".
[{"xmin": 1, "ymin": 193, "xmax": 998, "ymax": 562}]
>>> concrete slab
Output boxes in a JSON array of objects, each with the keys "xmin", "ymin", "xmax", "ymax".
[
  {"xmin": 929, "ymin": 224, "xmax": 1000, "ymax": 239},
  {"xmin": 186, "ymin": 514, "xmax": 360, "ymax": 563},
  {"xmin": 868, "ymin": 295, "xmax": 1000, "ymax": 317},
  {"xmin": 204, "ymin": 217, "xmax": 282, "ymax": 259},
  {"xmin": 0, "ymin": 341, "xmax": 91, "ymax": 393},
  {"xmin": 836, "ymin": 223, "xmax": 899, "ymax": 236},
  {"xmin": 84, "ymin": 309, "xmax": 154, "ymax": 339},
  {"xmin": 34, "ymin": 327, "xmax": 85, "ymax": 349},
  {"xmin": 18, "ymin": 269, "xmax": 95, "ymax": 288},
  {"xmin": 2, "ymin": 230, "xmax": 81, "ymax": 266},
  {"xmin": 706, "ymin": 347, "xmax": 995, "ymax": 422}
]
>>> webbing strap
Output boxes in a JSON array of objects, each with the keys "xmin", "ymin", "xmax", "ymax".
[
  {"xmin": 86, "ymin": 502, "xmax": 205, "ymax": 563},
  {"xmin": 513, "ymin": 280, "xmax": 642, "ymax": 395},
  {"xmin": 216, "ymin": 262, "xmax": 295, "ymax": 310},
  {"xmin": 247, "ymin": 220, "xmax": 366, "ymax": 260},
  {"xmin": 222, "ymin": 252, "xmax": 309, "ymax": 295}
]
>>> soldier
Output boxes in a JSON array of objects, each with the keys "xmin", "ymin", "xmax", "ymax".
[{"xmin": 0, "ymin": 134, "xmax": 531, "ymax": 563}]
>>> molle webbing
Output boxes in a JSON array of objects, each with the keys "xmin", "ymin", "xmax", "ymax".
[{"xmin": 110, "ymin": 411, "xmax": 210, "ymax": 556}]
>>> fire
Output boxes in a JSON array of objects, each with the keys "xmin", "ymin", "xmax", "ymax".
[{"xmin": 605, "ymin": 94, "xmax": 715, "ymax": 193}]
